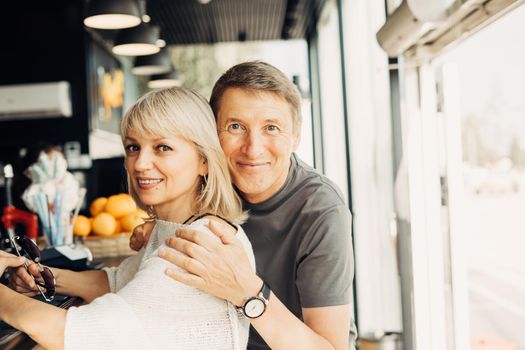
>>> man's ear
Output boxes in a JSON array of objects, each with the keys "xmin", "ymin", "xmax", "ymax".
[{"xmin": 292, "ymin": 131, "xmax": 301, "ymax": 151}]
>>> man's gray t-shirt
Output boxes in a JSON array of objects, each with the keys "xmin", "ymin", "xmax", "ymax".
[{"xmin": 242, "ymin": 153, "xmax": 354, "ymax": 350}]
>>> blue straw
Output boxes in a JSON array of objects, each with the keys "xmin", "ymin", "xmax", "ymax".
[
  {"xmin": 34, "ymin": 193, "xmax": 51, "ymax": 245},
  {"xmin": 55, "ymin": 191, "xmax": 64, "ymax": 246},
  {"xmin": 46, "ymin": 194, "xmax": 56, "ymax": 246}
]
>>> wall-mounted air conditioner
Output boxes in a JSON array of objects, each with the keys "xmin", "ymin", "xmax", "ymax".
[
  {"xmin": 377, "ymin": 0, "xmax": 520, "ymax": 60},
  {"xmin": 0, "ymin": 81, "xmax": 72, "ymax": 121},
  {"xmin": 376, "ymin": 0, "xmax": 450, "ymax": 58}
]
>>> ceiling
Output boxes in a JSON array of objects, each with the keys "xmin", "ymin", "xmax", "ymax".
[{"xmin": 145, "ymin": 0, "xmax": 327, "ymax": 45}]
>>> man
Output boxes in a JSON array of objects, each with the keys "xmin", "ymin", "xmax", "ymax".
[{"xmin": 132, "ymin": 61, "xmax": 356, "ymax": 349}]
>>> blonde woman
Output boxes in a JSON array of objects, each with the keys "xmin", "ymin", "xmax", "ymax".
[{"xmin": 1, "ymin": 87, "xmax": 255, "ymax": 350}]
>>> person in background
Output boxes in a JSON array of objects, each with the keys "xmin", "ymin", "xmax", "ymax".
[
  {"xmin": 131, "ymin": 61, "xmax": 357, "ymax": 350},
  {"xmin": 3, "ymin": 87, "xmax": 254, "ymax": 350}
]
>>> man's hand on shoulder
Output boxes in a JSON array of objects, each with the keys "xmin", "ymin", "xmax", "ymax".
[{"xmin": 158, "ymin": 218, "xmax": 260, "ymax": 306}]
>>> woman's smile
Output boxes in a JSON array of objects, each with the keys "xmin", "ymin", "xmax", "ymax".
[{"xmin": 136, "ymin": 177, "xmax": 164, "ymax": 190}]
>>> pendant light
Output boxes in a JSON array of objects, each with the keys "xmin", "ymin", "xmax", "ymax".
[
  {"xmin": 84, "ymin": 0, "xmax": 141, "ymax": 30},
  {"xmin": 112, "ymin": 23, "xmax": 160, "ymax": 56},
  {"xmin": 132, "ymin": 49, "xmax": 171, "ymax": 75},
  {"xmin": 148, "ymin": 71, "xmax": 182, "ymax": 89}
]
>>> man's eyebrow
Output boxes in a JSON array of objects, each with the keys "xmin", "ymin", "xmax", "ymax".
[
  {"xmin": 263, "ymin": 118, "xmax": 282, "ymax": 124},
  {"xmin": 222, "ymin": 117, "xmax": 243, "ymax": 123},
  {"xmin": 221, "ymin": 118, "xmax": 283, "ymax": 124}
]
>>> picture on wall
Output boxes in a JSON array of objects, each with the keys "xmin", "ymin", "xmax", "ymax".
[{"xmin": 87, "ymin": 39, "xmax": 124, "ymax": 135}]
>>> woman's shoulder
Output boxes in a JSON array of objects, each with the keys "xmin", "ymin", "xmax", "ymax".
[
  {"xmin": 190, "ymin": 215, "xmax": 239, "ymax": 234},
  {"xmin": 188, "ymin": 216, "xmax": 255, "ymax": 269},
  {"xmin": 190, "ymin": 216, "xmax": 249, "ymax": 245}
]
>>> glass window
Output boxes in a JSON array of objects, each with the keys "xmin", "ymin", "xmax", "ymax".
[{"xmin": 433, "ymin": 4, "xmax": 525, "ymax": 349}]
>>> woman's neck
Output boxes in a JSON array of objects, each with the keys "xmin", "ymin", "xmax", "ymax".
[{"xmin": 154, "ymin": 200, "xmax": 195, "ymax": 224}]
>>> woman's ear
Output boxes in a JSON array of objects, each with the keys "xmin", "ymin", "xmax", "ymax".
[{"xmin": 199, "ymin": 158, "xmax": 208, "ymax": 177}]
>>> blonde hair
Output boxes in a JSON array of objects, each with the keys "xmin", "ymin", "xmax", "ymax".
[{"xmin": 121, "ymin": 87, "xmax": 247, "ymax": 224}]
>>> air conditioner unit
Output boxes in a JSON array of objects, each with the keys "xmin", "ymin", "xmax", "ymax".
[
  {"xmin": 377, "ymin": 0, "xmax": 519, "ymax": 60},
  {"xmin": 376, "ymin": 0, "xmax": 451, "ymax": 58},
  {"xmin": 0, "ymin": 81, "xmax": 72, "ymax": 121}
]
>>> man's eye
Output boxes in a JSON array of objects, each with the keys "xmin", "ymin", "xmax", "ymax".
[
  {"xmin": 266, "ymin": 125, "xmax": 280, "ymax": 133},
  {"xmin": 157, "ymin": 144, "xmax": 172, "ymax": 152},
  {"xmin": 125, "ymin": 144, "xmax": 139, "ymax": 153},
  {"xmin": 227, "ymin": 123, "xmax": 245, "ymax": 134}
]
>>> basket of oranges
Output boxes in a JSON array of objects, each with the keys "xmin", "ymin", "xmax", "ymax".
[{"xmin": 73, "ymin": 193, "xmax": 148, "ymax": 258}]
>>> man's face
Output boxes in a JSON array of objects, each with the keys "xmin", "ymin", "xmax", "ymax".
[{"xmin": 217, "ymin": 88, "xmax": 300, "ymax": 204}]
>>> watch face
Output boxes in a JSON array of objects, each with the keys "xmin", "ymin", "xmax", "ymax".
[{"xmin": 244, "ymin": 298, "xmax": 265, "ymax": 318}]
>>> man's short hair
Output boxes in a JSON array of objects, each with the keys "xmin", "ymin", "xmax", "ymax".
[{"xmin": 210, "ymin": 61, "xmax": 302, "ymax": 131}]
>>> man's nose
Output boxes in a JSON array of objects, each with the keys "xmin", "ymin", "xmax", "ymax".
[{"xmin": 242, "ymin": 130, "xmax": 265, "ymax": 158}]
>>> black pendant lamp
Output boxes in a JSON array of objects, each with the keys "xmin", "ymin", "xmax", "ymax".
[
  {"xmin": 132, "ymin": 49, "xmax": 171, "ymax": 75},
  {"xmin": 113, "ymin": 23, "xmax": 160, "ymax": 56},
  {"xmin": 148, "ymin": 71, "xmax": 182, "ymax": 89},
  {"xmin": 84, "ymin": 0, "xmax": 141, "ymax": 30}
]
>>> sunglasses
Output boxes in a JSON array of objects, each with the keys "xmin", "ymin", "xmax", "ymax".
[{"xmin": 8, "ymin": 236, "xmax": 56, "ymax": 302}]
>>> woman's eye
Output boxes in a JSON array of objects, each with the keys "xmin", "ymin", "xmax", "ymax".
[
  {"xmin": 227, "ymin": 123, "xmax": 245, "ymax": 134},
  {"xmin": 157, "ymin": 144, "xmax": 172, "ymax": 152},
  {"xmin": 125, "ymin": 144, "xmax": 139, "ymax": 153}
]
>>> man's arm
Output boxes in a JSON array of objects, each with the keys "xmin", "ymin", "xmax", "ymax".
[
  {"xmin": 248, "ymin": 290, "xmax": 351, "ymax": 349},
  {"xmin": 159, "ymin": 219, "xmax": 352, "ymax": 350}
]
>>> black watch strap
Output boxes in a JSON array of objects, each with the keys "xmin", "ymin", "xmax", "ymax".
[{"xmin": 259, "ymin": 281, "xmax": 271, "ymax": 301}]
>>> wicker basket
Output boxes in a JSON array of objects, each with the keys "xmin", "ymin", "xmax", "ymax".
[{"xmin": 82, "ymin": 233, "xmax": 136, "ymax": 258}]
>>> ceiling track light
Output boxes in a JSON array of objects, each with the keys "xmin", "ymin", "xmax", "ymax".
[
  {"xmin": 132, "ymin": 49, "xmax": 172, "ymax": 76},
  {"xmin": 84, "ymin": 0, "xmax": 141, "ymax": 30},
  {"xmin": 148, "ymin": 71, "xmax": 182, "ymax": 89},
  {"xmin": 112, "ymin": 23, "xmax": 161, "ymax": 56}
]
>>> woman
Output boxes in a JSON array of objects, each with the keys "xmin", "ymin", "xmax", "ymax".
[{"xmin": 0, "ymin": 87, "xmax": 254, "ymax": 350}]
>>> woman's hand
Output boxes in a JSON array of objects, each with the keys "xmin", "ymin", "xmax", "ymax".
[
  {"xmin": 129, "ymin": 221, "xmax": 155, "ymax": 251},
  {"xmin": 7, "ymin": 258, "xmax": 43, "ymax": 296},
  {"xmin": 0, "ymin": 251, "xmax": 25, "ymax": 276}
]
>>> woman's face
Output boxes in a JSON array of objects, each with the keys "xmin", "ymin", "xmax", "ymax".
[{"xmin": 124, "ymin": 130, "xmax": 207, "ymax": 220}]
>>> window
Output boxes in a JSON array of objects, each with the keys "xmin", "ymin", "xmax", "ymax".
[{"xmin": 433, "ymin": 4, "xmax": 525, "ymax": 349}]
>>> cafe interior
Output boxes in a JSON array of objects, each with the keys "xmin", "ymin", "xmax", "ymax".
[
  {"xmin": 1, "ymin": 0, "xmax": 524, "ymax": 349},
  {"xmin": 0, "ymin": 0, "xmax": 332, "ymax": 348}
]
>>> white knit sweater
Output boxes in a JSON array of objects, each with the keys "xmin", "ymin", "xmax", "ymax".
[{"xmin": 64, "ymin": 219, "xmax": 255, "ymax": 350}]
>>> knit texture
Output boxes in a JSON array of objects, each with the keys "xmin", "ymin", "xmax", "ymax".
[{"xmin": 65, "ymin": 219, "xmax": 255, "ymax": 350}]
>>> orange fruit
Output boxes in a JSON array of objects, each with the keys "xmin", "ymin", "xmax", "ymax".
[
  {"xmin": 120, "ymin": 213, "xmax": 145, "ymax": 232},
  {"xmin": 92, "ymin": 212, "xmax": 117, "ymax": 236},
  {"xmin": 114, "ymin": 220, "xmax": 122, "ymax": 234},
  {"xmin": 73, "ymin": 215, "xmax": 91, "ymax": 237},
  {"xmin": 90, "ymin": 197, "xmax": 108, "ymax": 216},
  {"xmin": 104, "ymin": 193, "xmax": 137, "ymax": 219}
]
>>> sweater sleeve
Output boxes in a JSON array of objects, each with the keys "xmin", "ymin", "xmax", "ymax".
[
  {"xmin": 64, "ymin": 220, "xmax": 252, "ymax": 350},
  {"xmin": 64, "ymin": 293, "xmax": 152, "ymax": 350},
  {"xmin": 102, "ymin": 249, "xmax": 145, "ymax": 292}
]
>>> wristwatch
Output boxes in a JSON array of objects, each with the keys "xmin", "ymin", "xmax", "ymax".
[{"xmin": 240, "ymin": 280, "xmax": 271, "ymax": 319}]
